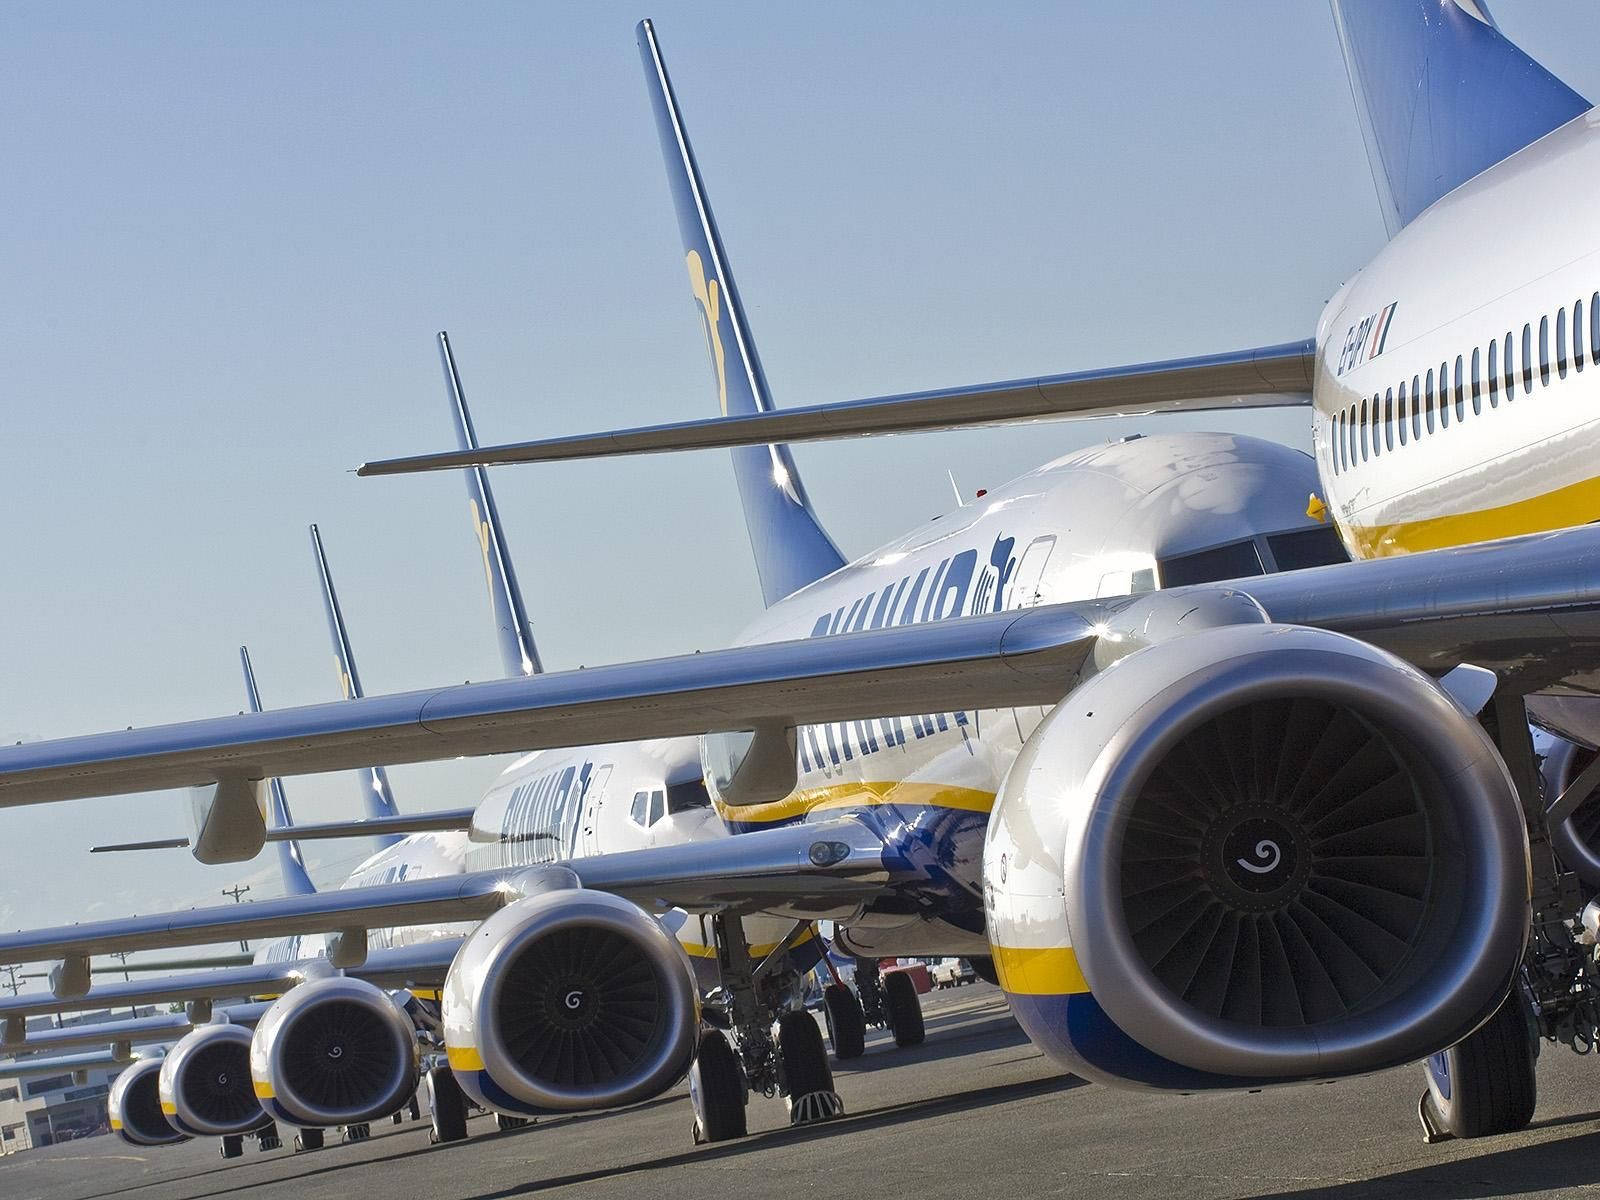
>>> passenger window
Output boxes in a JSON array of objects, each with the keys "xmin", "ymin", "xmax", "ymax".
[
  {"xmin": 1538, "ymin": 318, "xmax": 1549, "ymax": 387},
  {"xmin": 1504, "ymin": 332, "xmax": 1515, "ymax": 396},
  {"xmin": 1488, "ymin": 339, "xmax": 1499, "ymax": 406},
  {"xmin": 1557, "ymin": 310, "xmax": 1568, "ymax": 378},
  {"xmin": 1471, "ymin": 346, "xmax": 1482, "ymax": 414},
  {"xmin": 1359, "ymin": 397, "xmax": 1368, "ymax": 461},
  {"xmin": 1591, "ymin": 292, "xmax": 1600, "ymax": 362},
  {"xmin": 1523, "ymin": 324, "xmax": 1534, "ymax": 394},
  {"xmin": 648, "ymin": 790, "xmax": 665, "ymax": 826},
  {"xmin": 1369, "ymin": 394, "xmax": 1380, "ymax": 457},
  {"xmin": 1425, "ymin": 369, "xmax": 1436, "ymax": 434},
  {"xmin": 1578, "ymin": 297, "xmax": 1587, "ymax": 370},
  {"xmin": 629, "ymin": 790, "xmax": 648, "ymax": 825},
  {"xmin": 1383, "ymin": 389, "xmax": 1394, "ymax": 451},
  {"xmin": 1454, "ymin": 354, "xmax": 1465, "ymax": 421}
]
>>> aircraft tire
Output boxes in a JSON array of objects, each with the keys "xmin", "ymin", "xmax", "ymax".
[
  {"xmin": 427, "ymin": 1065, "xmax": 469, "ymax": 1144},
  {"xmin": 257, "ymin": 1123, "xmax": 281, "ymax": 1151},
  {"xmin": 883, "ymin": 970, "xmax": 925, "ymax": 1048},
  {"xmin": 495, "ymin": 1113, "xmax": 532, "ymax": 1132},
  {"xmin": 822, "ymin": 984, "xmax": 866, "ymax": 1060},
  {"xmin": 295, "ymin": 1128, "xmax": 324, "ymax": 1152},
  {"xmin": 220, "ymin": 1135, "xmax": 243, "ymax": 1159},
  {"xmin": 689, "ymin": 1029, "xmax": 747, "ymax": 1143},
  {"xmin": 1423, "ymin": 988, "xmax": 1537, "ymax": 1139},
  {"xmin": 777, "ymin": 1011, "xmax": 834, "ymax": 1099}
]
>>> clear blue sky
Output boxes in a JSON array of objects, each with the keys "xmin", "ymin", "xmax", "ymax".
[{"xmin": 2, "ymin": 2, "xmax": 1596, "ymax": 979}]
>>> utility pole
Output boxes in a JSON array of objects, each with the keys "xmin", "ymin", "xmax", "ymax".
[
  {"xmin": 222, "ymin": 884, "xmax": 252, "ymax": 952},
  {"xmin": 109, "ymin": 951, "xmax": 137, "ymax": 1017}
]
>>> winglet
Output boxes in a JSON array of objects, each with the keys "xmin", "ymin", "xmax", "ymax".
[
  {"xmin": 438, "ymin": 332, "xmax": 544, "ymax": 678},
  {"xmin": 308, "ymin": 525, "xmax": 404, "ymax": 840},
  {"xmin": 240, "ymin": 647, "xmax": 317, "ymax": 896},
  {"xmin": 637, "ymin": 19, "xmax": 845, "ymax": 606}
]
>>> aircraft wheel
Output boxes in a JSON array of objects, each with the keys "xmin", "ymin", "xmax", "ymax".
[
  {"xmin": 776, "ymin": 1011, "xmax": 842, "ymax": 1126},
  {"xmin": 295, "ymin": 1128, "xmax": 324, "ymax": 1152},
  {"xmin": 495, "ymin": 1113, "xmax": 532, "ymax": 1132},
  {"xmin": 219, "ymin": 1135, "xmax": 244, "ymax": 1159},
  {"xmin": 341, "ymin": 1122, "xmax": 371, "ymax": 1143},
  {"xmin": 1422, "ymin": 988, "xmax": 1537, "ymax": 1139},
  {"xmin": 257, "ymin": 1123, "xmax": 281, "ymax": 1151},
  {"xmin": 822, "ymin": 984, "xmax": 866, "ymax": 1060},
  {"xmin": 427, "ymin": 1064, "xmax": 469, "ymax": 1144},
  {"xmin": 689, "ymin": 1029, "xmax": 747, "ymax": 1143},
  {"xmin": 969, "ymin": 956, "xmax": 999, "ymax": 986},
  {"xmin": 883, "ymin": 971, "xmax": 925, "ymax": 1048}
]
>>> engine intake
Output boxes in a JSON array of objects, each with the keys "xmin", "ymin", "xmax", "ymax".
[
  {"xmin": 110, "ymin": 1057, "xmax": 187, "ymax": 1146},
  {"xmin": 1538, "ymin": 730, "xmax": 1600, "ymax": 887},
  {"xmin": 984, "ymin": 622, "xmax": 1529, "ymax": 1089},
  {"xmin": 444, "ymin": 887, "xmax": 698, "ymax": 1117},
  {"xmin": 158, "ymin": 1024, "xmax": 271, "ymax": 1137},
  {"xmin": 250, "ymin": 976, "xmax": 418, "ymax": 1128}
]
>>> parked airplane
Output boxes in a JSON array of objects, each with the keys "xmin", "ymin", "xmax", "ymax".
[{"xmin": 6, "ymin": 3, "xmax": 1600, "ymax": 1153}]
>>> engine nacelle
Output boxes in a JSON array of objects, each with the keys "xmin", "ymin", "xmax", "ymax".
[
  {"xmin": 1536, "ymin": 729, "xmax": 1600, "ymax": 887},
  {"xmin": 109, "ymin": 1057, "xmax": 187, "ymax": 1146},
  {"xmin": 250, "ymin": 976, "xmax": 419, "ymax": 1128},
  {"xmin": 158, "ymin": 1024, "xmax": 272, "ymax": 1137},
  {"xmin": 443, "ymin": 887, "xmax": 699, "ymax": 1118},
  {"xmin": 983, "ymin": 623, "xmax": 1529, "ymax": 1091}
]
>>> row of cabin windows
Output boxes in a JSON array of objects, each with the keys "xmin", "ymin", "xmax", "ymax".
[{"xmin": 1331, "ymin": 293, "xmax": 1600, "ymax": 474}]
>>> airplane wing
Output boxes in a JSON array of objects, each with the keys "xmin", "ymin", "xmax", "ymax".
[
  {"xmin": 88, "ymin": 807, "xmax": 478, "ymax": 853},
  {"xmin": 356, "ymin": 340, "xmax": 1315, "ymax": 476},
  {"xmin": 2, "ymin": 1002, "xmax": 271, "ymax": 1055},
  {"xmin": 0, "ymin": 817, "xmax": 894, "ymax": 966},
  {"xmin": 0, "ymin": 940, "xmax": 465, "ymax": 1019},
  {"xmin": 0, "ymin": 1048, "xmax": 134, "ymax": 1078}
]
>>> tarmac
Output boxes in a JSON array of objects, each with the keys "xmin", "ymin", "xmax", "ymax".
[{"xmin": 7, "ymin": 982, "xmax": 1600, "ymax": 1200}]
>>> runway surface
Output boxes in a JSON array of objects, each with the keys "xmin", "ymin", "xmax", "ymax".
[{"xmin": 7, "ymin": 983, "xmax": 1600, "ymax": 1200}]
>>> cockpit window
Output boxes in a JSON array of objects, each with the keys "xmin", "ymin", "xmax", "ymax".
[
  {"xmin": 629, "ymin": 790, "xmax": 648, "ymax": 825},
  {"xmin": 666, "ymin": 778, "xmax": 713, "ymax": 814},
  {"xmin": 1266, "ymin": 527, "xmax": 1349, "ymax": 572},
  {"xmin": 647, "ymin": 789, "xmax": 666, "ymax": 826},
  {"xmin": 1157, "ymin": 539, "xmax": 1264, "ymax": 588}
]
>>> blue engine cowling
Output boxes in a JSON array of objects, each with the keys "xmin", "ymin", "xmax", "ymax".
[
  {"xmin": 443, "ymin": 885, "xmax": 699, "ymax": 1119},
  {"xmin": 157, "ymin": 1024, "xmax": 272, "ymax": 1137},
  {"xmin": 250, "ymin": 975, "xmax": 419, "ymax": 1128},
  {"xmin": 110, "ymin": 1056, "xmax": 188, "ymax": 1146},
  {"xmin": 984, "ymin": 623, "xmax": 1530, "ymax": 1091}
]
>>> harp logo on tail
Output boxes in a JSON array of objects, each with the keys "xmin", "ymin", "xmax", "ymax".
[{"xmin": 686, "ymin": 250, "xmax": 729, "ymax": 416}]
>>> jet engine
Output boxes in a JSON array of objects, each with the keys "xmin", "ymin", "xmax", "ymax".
[
  {"xmin": 249, "ymin": 976, "xmax": 419, "ymax": 1129},
  {"xmin": 1537, "ymin": 730, "xmax": 1600, "ymax": 887},
  {"xmin": 109, "ymin": 1057, "xmax": 187, "ymax": 1146},
  {"xmin": 157, "ymin": 1024, "xmax": 272, "ymax": 1137},
  {"xmin": 443, "ymin": 883, "xmax": 699, "ymax": 1118},
  {"xmin": 983, "ymin": 622, "xmax": 1530, "ymax": 1091}
]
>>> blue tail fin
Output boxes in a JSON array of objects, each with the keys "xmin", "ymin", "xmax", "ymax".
[
  {"xmin": 1331, "ymin": 0, "xmax": 1589, "ymax": 236},
  {"xmin": 637, "ymin": 20, "xmax": 846, "ymax": 606},
  {"xmin": 240, "ymin": 647, "xmax": 317, "ymax": 897},
  {"xmin": 308, "ymin": 524, "xmax": 404, "ymax": 844},
  {"xmin": 438, "ymin": 331, "xmax": 545, "ymax": 677}
]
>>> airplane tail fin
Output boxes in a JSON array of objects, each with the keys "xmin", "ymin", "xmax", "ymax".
[
  {"xmin": 308, "ymin": 525, "xmax": 404, "ymax": 843},
  {"xmin": 437, "ymin": 331, "xmax": 544, "ymax": 677},
  {"xmin": 637, "ymin": 19, "xmax": 846, "ymax": 606},
  {"xmin": 239, "ymin": 647, "xmax": 317, "ymax": 897},
  {"xmin": 1330, "ymin": 0, "xmax": 1589, "ymax": 237}
]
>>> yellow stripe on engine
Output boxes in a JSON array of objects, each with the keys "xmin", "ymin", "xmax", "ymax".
[
  {"xmin": 1343, "ymin": 471, "xmax": 1600, "ymax": 558},
  {"xmin": 159, "ymin": 1102, "xmax": 177, "ymax": 1115},
  {"xmin": 713, "ymin": 780, "xmax": 995, "ymax": 825},
  {"xmin": 992, "ymin": 945, "xmax": 1090, "ymax": 996},
  {"xmin": 446, "ymin": 1044, "xmax": 485, "ymax": 1073},
  {"xmin": 109, "ymin": 1118, "xmax": 122, "ymax": 1131},
  {"xmin": 252, "ymin": 1079, "xmax": 274, "ymax": 1099}
]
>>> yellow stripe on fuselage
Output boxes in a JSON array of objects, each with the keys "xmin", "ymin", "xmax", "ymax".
[
  {"xmin": 992, "ymin": 945, "xmax": 1089, "ymax": 996},
  {"xmin": 446, "ymin": 1044, "xmax": 485, "ymax": 1073},
  {"xmin": 1343, "ymin": 471, "xmax": 1600, "ymax": 558},
  {"xmin": 713, "ymin": 780, "xmax": 996, "ymax": 825}
]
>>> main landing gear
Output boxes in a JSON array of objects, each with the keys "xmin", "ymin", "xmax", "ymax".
[
  {"xmin": 1420, "ymin": 987, "xmax": 1538, "ymax": 1142},
  {"xmin": 426, "ymin": 1062, "xmax": 469, "ymax": 1145},
  {"xmin": 294, "ymin": 1128, "xmax": 325, "ymax": 1153},
  {"xmin": 850, "ymin": 958, "xmax": 925, "ymax": 1049},
  {"xmin": 822, "ymin": 983, "xmax": 866, "ymax": 1060},
  {"xmin": 495, "ymin": 1113, "xmax": 534, "ymax": 1132},
  {"xmin": 693, "ymin": 916, "xmax": 843, "ymax": 1144}
]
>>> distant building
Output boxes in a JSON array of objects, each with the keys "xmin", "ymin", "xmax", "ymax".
[{"xmin": 0, "ymin": 1006, "xmax": 162, "ymax": 1154}]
